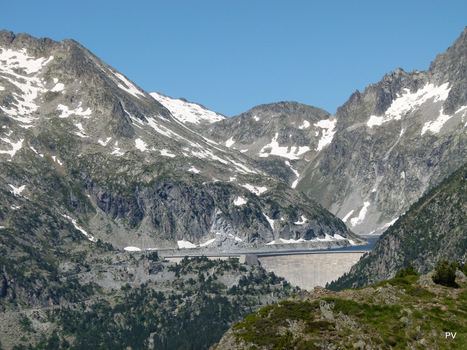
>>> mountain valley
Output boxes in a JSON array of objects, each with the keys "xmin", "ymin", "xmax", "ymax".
[{"xmin": 0, "ymin": 26, "xmax": 466, "ymax": 349}]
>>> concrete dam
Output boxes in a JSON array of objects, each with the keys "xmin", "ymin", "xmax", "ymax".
[{"xmin": 256, "ymin": 251, "xmax": 365, "ymax": 290}]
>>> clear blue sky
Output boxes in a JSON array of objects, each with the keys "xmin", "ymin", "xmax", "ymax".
[{"xmin": 1, "ymin": 1, "xmax": 466, "ymax": 117}]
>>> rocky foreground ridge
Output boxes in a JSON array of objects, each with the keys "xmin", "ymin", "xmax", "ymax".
[{"xmin": 214, "ymin": 272, "xmax": 467, "ymax": 349}]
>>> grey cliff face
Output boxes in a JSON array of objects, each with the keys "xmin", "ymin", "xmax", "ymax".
[
  {"xmin": 328, "ymin": 161, "xmax": 467, "ymax": 290},
  {"xmin": 295, "ymin": 27, "xmax": 467, "ymax": 235}
]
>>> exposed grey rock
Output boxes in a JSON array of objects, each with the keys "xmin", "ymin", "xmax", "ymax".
[
  {"xmin": 296, "ymin": 27, "xmax": 467, "ymax": 235},
  {"xmin": 319, "ymin": 300, "xmax": 334, "ymax": 320},
  {"xmin": 455, "ymin": 270, "xmax": 467, "ymax": 285},
  {"xmin": 328, "ymin": 162, "xmax": 467, "ymax": 290}
]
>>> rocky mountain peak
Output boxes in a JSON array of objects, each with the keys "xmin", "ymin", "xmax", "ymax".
[
  {"xmin": 429, "ymin": 26, "xmax": 467, "ymax": 114},
  {"xmin": 429, "ymin": 26, "xmax": 467, "ymax": 81},
  {"xmin": 0, "ymin": 29, "xmax": 60, "ymax": 55},
  {"xmin": 297, "ymin": 28, "xmax": 467, "ymax": 235},
  {"xmin": 0, "ymin": 29, "xmax": 16, "ymax": 44},
  {"xmin": 245, "ymin": 101, "xmax": 330, "ymax": 119}
]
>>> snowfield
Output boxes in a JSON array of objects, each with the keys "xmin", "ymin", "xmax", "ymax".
[{"xmin": 150, "ymin": 92, "xmax": 225, "ymax": 125}]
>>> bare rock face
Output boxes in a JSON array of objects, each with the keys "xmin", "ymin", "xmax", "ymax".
[
  {"xmin": 328, "ymin": 161, "xmax": 467, "ymax": 290},
  {"xmin": 295, "ymin": 27, "xmax": 467, "ymax": 235}
]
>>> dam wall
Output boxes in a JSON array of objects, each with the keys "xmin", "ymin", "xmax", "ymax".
[{"xmin": 258, "ymin": 252, "xmax": 365, "ymax": 290}]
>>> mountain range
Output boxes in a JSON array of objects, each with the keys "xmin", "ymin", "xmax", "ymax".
[
  {"xmin": 197, "ymin": 28, "xmax": 467, "ymax": 236},
  {"xmin": 0, "ymin": 29, "xmax": 361, "ymax": 254},
  {"xmin": 1, "ymin": 27, "xmax": 465, "ymax": 251}
]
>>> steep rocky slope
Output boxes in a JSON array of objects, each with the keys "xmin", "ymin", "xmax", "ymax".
[
  {"xmin": 202, "ymin": 101, "xmax": 333, "ymax": 187},
  {"xmin": 214, "ymin": 273, "xmax": 467, "ymax": 349},
  {"xmin": 214, "ymin": 161, "xmax": 467, "ymax": 348},
  {"xmin": 0, "ymin": 30, "xmax": 361, "ymax": 252},
  {"xmin": 327, "ymin": 161, "xmax": 467, "ymax": 291},
  {"xmin": 297, "ymin": 27, "xmax": 467, "ymax": 235}
]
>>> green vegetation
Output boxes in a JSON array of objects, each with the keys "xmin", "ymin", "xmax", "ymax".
[
  {"xmin": 432, "ymin": 260, "xmax": 461, "ymax": 288},
  {"xmin": 223, "ymin": 271, "xmax": 467, "ymax": 349},
  {"xmin": 3, "ymin": 257, "xmax": 296, "ymax": 350},
  {"xmin": 395, "ymin": 265, "xmax": 418, "ymax": 279}
]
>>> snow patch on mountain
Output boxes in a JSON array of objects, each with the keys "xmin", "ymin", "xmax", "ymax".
[
  {"xmin": 199, "ymin": 238, "xmax": 216, "ymax": 247},
  {"xmin": 98, "ymin": 137, "xmax": 112, "ymax": 146},
  {"xmin": 0, "ymin": 138, "xmax": 23, "ymax": 158},
  {"xmin": 51, "ymin": 82, "xmax": 65, "ymax": 92},
  {"xmin": 177, "ymin": 240, "xmax": 197, "ymax": 249},
  {"xmin": 111, "ymin": 142, "xmax": 124, "ymax": 156},
  {"xmin": 298, "ymin": 120, "xmax": 310, "ymax": 129},
  {"xmin": 188, "ymin": 166, "xmax": 200, "ymax": 174},
  {"xmin": 350, "ymin": 201, "xmax": 370, "ymax": 227},
  {"xmin": 294, "ymin": 215, "xmax": 308, "ymax": 225},
  {"xmin": 263, "ymin": 213, "xmax": 274, "ymax": 229},
  {"xmin": 51, "ymin": 156, "xmax": 62, "ymax": 165},
  {"xmin": 160, "ymin": 149, "xmax": 176, "ymax": 158},
  {"xmin": 267, "ymin": 234, "xmax": 351, "ymax": 245},
  {"xmin": 144, "ymin": 116, "xmax": 177, "ymax": 138},
  {"xmin": 233, "ymin": 196, "xmax": 247, "ymax": 206},
  {"xmin": 228, "ymin": 158, "xmax": 257, "ymax": 174},
  {"xmin": 62, "ymin": 214, "xmax": 97, "ymax": 242},
  {"xmin": 57, "ymin": 104, "xmax": 91, "ymax": 119},
  {"xmin": 367, "ymin": 83, "xmax": 451, "ymax": 128},
  {"xmin": 342, "ymin": 210, "xmax": 355, "ymax": 223},
  {"xmin": 230, "ymin": 234, "xmax": 244, "ymax": 242},
  {"xmin": 74, "ymin": 122, "xmax": 87, "ymax": 138},
  {"xmin": 29, "ymin": 146, "xmax": 43, "ymax": 157},
  {"xmin": 259, "ymin": 133, "xmax": 310, "ymax": 160},
  {"xmin": 2, "ymin": 76, "xmax": 43, "ymax": 123},
  {"xmin": 135, "ymin": 138, "xmax": 147, "ymax": 152},
  {"xmin": 225, "ymin": 137, "xmax": 235, "ymax": 147},
  {"xmin": 0, "ymin": 49, "xmax": 58, "ymax": 126},
  {"xmin": 9, "ymin": 184, "xmax": 25, "ymax": 196},
  {"xmin": 114, "ymin": 72, "xmax": 145, "ymax": 99},
  {"xmin": 421, "ymin": 105, "xmax": 467, "ymax": 135},
  {"xmin": 314, "ymin": 118, "xmax": 337, "ymax": 151},
  {"xmin": 150, "ymin": 92, "xmax": 225, "ymax": 125},
  {"xmin": 285, "ymin": 161, "xmax": 300, "ymax": 188},
  {"xmin": 0, "ymin": 48, "xmax": 53, "ymax": 74},
  {"xmin": 241, "ymin": 184, "xmax": 267, "ymax": 196}
]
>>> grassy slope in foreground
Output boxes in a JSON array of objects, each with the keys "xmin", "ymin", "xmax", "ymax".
[{"xmin": 214, "ymin": 273, "xmax": 467, "ymax": 349}]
